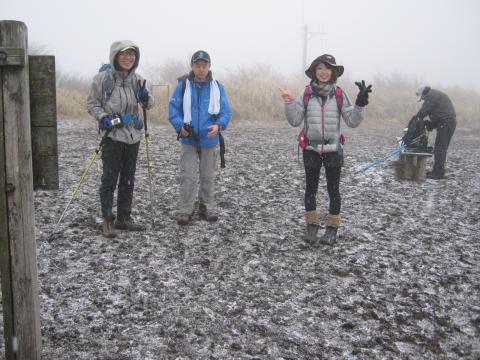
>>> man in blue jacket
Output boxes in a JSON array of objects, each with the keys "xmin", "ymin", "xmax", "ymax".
[{"xmin": 169, "ymin": 50, "xmax": 232, "ymax": 225}]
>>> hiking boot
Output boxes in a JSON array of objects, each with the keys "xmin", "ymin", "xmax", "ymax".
[
  {"xmin": 199, "ymin": 203, "xmax": 218, "ymax": 222},
  {"xmin": 176, "ymin": 213, "xmax": 191, "ymax": 226},
  {"xmin": 114, "ymin": 219, "xmax": 145, "ymax": 231},
  {"xmin": 317, "ymin": 226, "xmax": 338, "ymax": 246},
  {"xmin": 204, "ymin": 211, "xmax": 219, "ymax": 222},
  {"xmin": 303, "ymin": 224, "xmax": 319, "ymax": 245},
  {"xmin": 102, "ymin": 219, "xmax": 116, "ymax": 238},
  {"xmin": 426, "ymin": 171, "xmax": 444, "ymax": 180}
]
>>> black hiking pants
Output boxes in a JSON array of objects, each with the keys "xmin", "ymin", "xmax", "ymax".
[
  {"xmin": 303, "ymin": 150, "xmax": 342, "ymax": 215},
  {"xmin": 100, "ymin": 138, "xmax": 140, "ymax": 221},
  {"xmin": 432, "ymin": 119, "xmax": 456, "ymax": 176}
]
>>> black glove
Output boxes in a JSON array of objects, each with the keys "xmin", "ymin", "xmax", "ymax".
[
  {"xmin": 355, "ymin": 80, "xmax": 372, "ymax": 107},
  {"xmin": 137, "ymin": 87, "xmax": 149, "ymax": 105},
  {"xmin": 137, "ymin": 80, "xmax": 149, "ymax": 107}
]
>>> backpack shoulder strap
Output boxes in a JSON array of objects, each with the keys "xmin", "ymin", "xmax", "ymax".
[
  {"xmin": 334, "ymin": 86, "xmax": 343, "ymax": 113},
  {"xmin": 303, "ymin": 85, "xmax": 312, "ymax": 111},
  {"xmin": 132, "ymin": 73, "xmax": 140, "ymax": 93},
  {"xmin": 102, "ymin": 69, "xmax": 115, "ymax": 102}
]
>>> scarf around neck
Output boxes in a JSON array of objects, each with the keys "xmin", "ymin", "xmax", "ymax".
[
  {"xmin": 310, "ymin": 80, "xmax": 334, "ymax": 97},
  {"xmin": 183, "ymin": 71, "xmax": 220, "ymax": 124}
]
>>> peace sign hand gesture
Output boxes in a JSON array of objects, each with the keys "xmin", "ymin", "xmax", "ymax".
[{"xmin": 279, "ymin": 87, "xmax": 295, "ymax": 103}]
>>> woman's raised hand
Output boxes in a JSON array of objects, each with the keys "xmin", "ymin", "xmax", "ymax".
[{"xmin": 279, "ymin": 87, "xmax": 295, "ymax": 103}]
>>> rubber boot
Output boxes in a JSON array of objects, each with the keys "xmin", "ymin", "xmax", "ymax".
[
  {"xmin": 303, "ymin": 210, "xmax": 319, "ymax": 245},
  {"xmin": 102, "ymin": 218, "xmax": 116, "ymax": 238}
]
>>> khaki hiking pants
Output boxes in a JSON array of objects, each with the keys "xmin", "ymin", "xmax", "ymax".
[{"xmin": 178, "ymin": 144, "xmax": 217, "ymax": 215}]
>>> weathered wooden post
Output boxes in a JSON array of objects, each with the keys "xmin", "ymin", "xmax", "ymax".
[
  {"xmin": 29, "ymin": 55, "xmax": 59, "ymax": 190},
  {"xmin": 0, "ymin": 20, "xmax": 42, "ymax": 359},
  {"xmin": 396, "ymin": 151, "xmax": 432, "ymax": 181}
]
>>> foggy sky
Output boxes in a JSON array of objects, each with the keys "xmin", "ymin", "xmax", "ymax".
[{"xmin": 2, "ymin": 0, "xmax": 479, "ymax": 91}]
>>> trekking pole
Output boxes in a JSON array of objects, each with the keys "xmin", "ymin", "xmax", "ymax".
[
  {"xmin": 139, "ymin": 80, "xmax": 155, "ymax": 227},
  {"xmin": 219, "ymin": 132, "xmax": 226, "ymax": 168},
  {"xmin": 53, "ymin": 129, "xmax": 111, "ymax": 234},
  {"xmin": 359, "ymin": 134, "xmax": 425, "ymax": 172},
  {"xmin": 359, "ymin": 144, "xmax": 406, "ymax": 172}
]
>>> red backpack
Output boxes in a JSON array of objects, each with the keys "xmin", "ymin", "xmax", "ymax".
[{"xmin": 298, "ymin": 85, "xmax": 346, "ymax": 150}]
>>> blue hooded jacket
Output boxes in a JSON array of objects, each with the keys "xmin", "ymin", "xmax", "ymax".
[{"xmin": 169, "ymin": 78, "xmax": 232, "ymax": 148}]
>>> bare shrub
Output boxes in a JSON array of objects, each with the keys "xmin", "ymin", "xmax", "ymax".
[
  {"xmin": 221, "ymin": 63, "xmax": 303, "ymax": 123},
  {"xmin": 28, "ymin": 42, "xmax": 52, "ymax": 55},
  {"xmin": 56, "ymin": 70, "xmax": 91, "ymax": 94},
  {"xmin": 55, "ymin": 71, "xmax": 90, "ymax": 120},
  {"xmin": 439, "ymin": 86, "xmax": 480, "ymax": 128},
  {"xmin": 141, "ymin": 58, "xmax": 189, "ymax": 86},
  {"xmin": 56, "ymin": 59, "xmax": 480, "ymax": 128},
  {"xmin": 56, "ymin": 88, "xmax": 89, "ymax": 120},
  {"xmin": 362, "ymin": 73, "xmax": 421, "ymax": 127}
]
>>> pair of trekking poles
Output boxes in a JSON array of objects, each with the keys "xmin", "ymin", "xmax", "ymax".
[
  {"xmin": 359, "ymin": 133, "xmax": 427, "ymax": 172},
  {"xmin": 53, "ymin": 80, "xmax": 155, "ymax": 235}
]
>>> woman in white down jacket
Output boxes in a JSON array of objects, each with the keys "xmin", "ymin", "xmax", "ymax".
[{"xmin": 280, "ymin": 54, "xmax": 372, "ymax": 245}]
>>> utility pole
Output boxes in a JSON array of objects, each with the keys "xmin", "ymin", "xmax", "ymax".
[{"xmin": 302, "ymin": 24, "xmax": 327, "ymax": 77}]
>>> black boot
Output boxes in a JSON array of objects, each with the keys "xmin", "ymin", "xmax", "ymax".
[
  {"xmin": 426, "ymin": 170, "xmax": 444, "ymax": 179},
  {"xmin": 102, "ymin": 218, "xmax": 116, "ymax": 238},
  {"xmin": 317, "ymin": 226, "xmax": 337, "ymax": 246},
  {"xmin": 304, "ymin": 224, "xmax": 319, "ymax": 245},
  {"xmin": 114, "ymin": 218, "xmax": 145, "ymax": 231}
]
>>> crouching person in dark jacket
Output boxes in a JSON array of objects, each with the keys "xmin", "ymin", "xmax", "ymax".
[
  {"xmin": 412, "ymin": 86, "xmax": 456, "ymax": 179},
  {"xmin": 87, "ymin": 40, "xmax": 155, "ymax": 238},
  {"xmin": 169, "ymin": 50, "xmax": 232, "ymax": 225}
]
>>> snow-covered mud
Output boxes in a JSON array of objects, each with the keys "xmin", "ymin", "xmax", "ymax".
[{"xmin": 1, "ymin": 120, "xmax": 479, "ymax": 359}]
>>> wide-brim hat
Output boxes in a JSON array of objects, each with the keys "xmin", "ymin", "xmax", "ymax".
[{"xmin": 305, "ymin": 54, "xmax": 344, "ymax": 79}]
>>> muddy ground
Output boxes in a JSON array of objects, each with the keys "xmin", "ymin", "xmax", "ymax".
[{"xmin": 1, "ymin": 120, "xmax": 479, "ymax": 359}]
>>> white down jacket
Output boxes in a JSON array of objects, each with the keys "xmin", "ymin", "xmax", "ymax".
[{"xmin": 285, "ymin": 87, "xmax": 365, "ymax": 153}]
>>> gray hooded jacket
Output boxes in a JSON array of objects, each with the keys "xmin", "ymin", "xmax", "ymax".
[
  {"xmin": 285, "ymin": 87, "xmax": 365, "ymax": 153},
  {"xmin": 87, "ymin": 40, "xmax": 154, "ymax": 144}
]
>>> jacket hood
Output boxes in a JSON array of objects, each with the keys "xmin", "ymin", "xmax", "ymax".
[{"xmin": 109, "ymin": 40, "xmax": 140, "ymax": 72}]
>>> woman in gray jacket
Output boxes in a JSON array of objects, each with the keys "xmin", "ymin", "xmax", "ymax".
[
  {"xmin": 280, "ymin": 54, "xmax": 371, "ymax": 245},
  {"xmin": 87, "ymin": 40, "xmax": 154, "ymax": 238}
]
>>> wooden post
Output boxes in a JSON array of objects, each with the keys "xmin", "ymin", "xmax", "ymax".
[
  {"xmin": 0, "ymin": 20, "xmax": 42, "ymax": 359},
  {"xmin": 29, "ymin": 55, "xmax": 59, "ymax": 190},
  {"xmin": 396, "ymin": 152, "xmax": 432, "ymax": 181}
]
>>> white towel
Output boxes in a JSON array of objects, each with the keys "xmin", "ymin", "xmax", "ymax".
[
  {"xmin": 208, "ymin": 79, "xmax": 221, "ymax": 115},
  {"xmin": 183, "ymin": 79, "xmax": 221, "ymax": 125}
]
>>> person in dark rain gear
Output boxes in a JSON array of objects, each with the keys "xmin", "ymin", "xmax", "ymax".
[
  {"xmin": 411, "ymin": 86, "xmax": 456, "ymax": 179},
  {"xmin": 87, "ymin": 40, "xmax": 154, "ymax": 238}
]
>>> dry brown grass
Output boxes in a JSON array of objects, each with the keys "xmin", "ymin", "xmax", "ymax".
[
  {"xmin": 56, "ymin": 61, "xmax": 479, "ymax": 128},
  {"xmin": 56, "ymin": 88, "xmax": 89, "ymax": 120}
]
